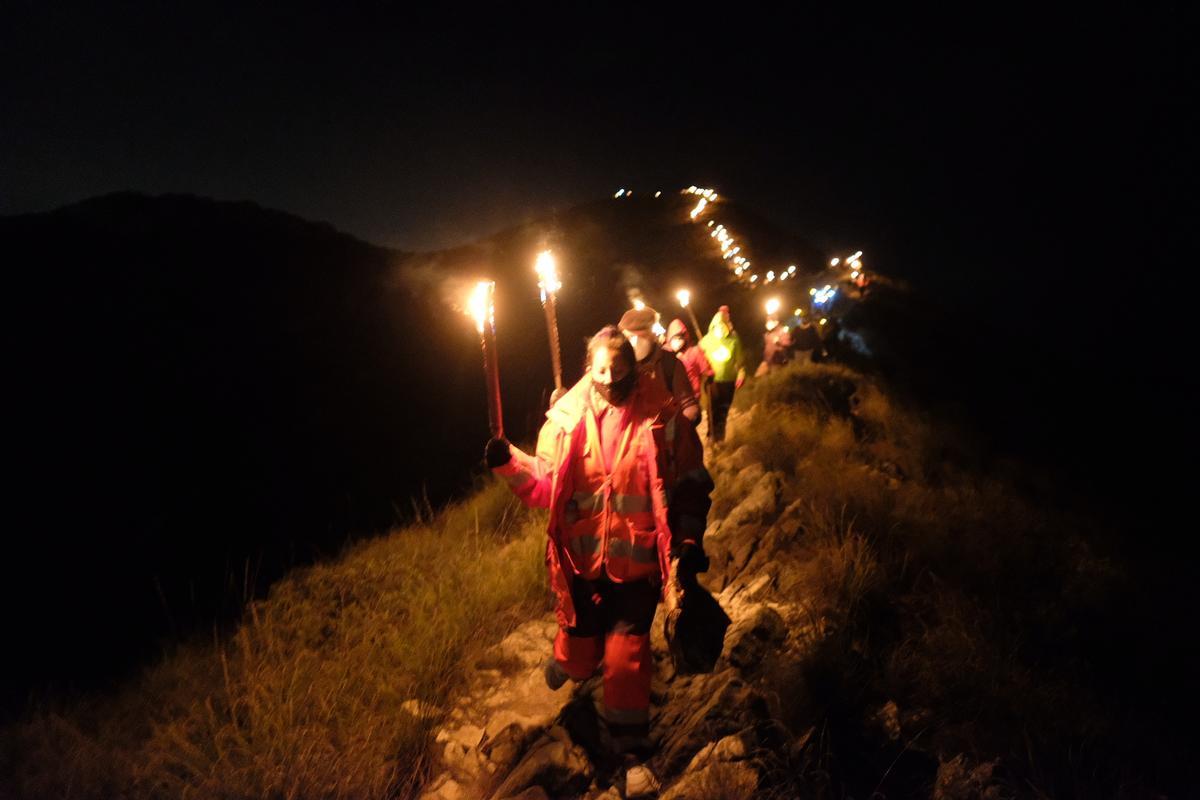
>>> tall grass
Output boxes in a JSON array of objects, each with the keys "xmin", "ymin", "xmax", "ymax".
[{"xmin": 2, "ymin": 478, "xmax": 548, "ymax": 800}]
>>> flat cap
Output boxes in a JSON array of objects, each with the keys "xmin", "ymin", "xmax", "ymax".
[{"xmin": 618, "ymin": 307, "xmax": 657, "ymax": 332}]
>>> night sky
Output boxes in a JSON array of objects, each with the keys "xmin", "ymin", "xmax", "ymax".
[{"xmin": 1, "ymin": 7, "xmax": 1191, "ymax": 353}]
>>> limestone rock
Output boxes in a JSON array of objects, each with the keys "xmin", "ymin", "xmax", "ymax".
[
  {"xmin": 488, "ymin": 726, "xmax": 593, "ymax": 800},
  {"xmin": 660, "ymin": 760, "xmax": 760, "ymax": 800},
  {"xmin": 685, "ymin": 732, "xmax": 751, "ymax": 772},
  {"xmin": 721, "ymin": 604, "xmax": 787, "ymax": 673},
  {"xmin": 653, "ymin": 670, "xmax": 770, "ymax": 775}
]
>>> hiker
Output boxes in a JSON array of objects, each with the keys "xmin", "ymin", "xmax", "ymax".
[
  {"xmin": 698, "ymin": 305, "xmax": 745, "ymax": 442},
  {"xmin": 618, "ymin": 307, "xmax": 699, "ymax": 424},
  {"xmin": 756, "ymin": 317, "xmax": 793, "ymax": 376},
  {"xmin": 621, "ymin": 308, "xmax": 711, "ymax": 579},
  {"xmin": 485, "ymin": 326, "xmax": 704, "ymax": 790},
  {"xmin": 790, "ymin": 314, "xmax": 821, "ymax": 365},
  {"xmin": 664, "ymin": 317, "xmax": 714, "ymax": 427}
]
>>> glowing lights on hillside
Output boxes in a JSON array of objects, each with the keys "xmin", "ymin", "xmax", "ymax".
[{"xmin": 813, "ymin": 284, "xmax": 838, "ymax": 308}]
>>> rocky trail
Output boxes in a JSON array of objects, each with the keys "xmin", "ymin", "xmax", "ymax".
[{"xmin": 417, "ymin": 402, "xmax": 996, "ymax": 800}]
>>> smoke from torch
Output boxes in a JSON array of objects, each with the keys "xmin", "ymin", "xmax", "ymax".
[
  {"xmin": 468, "ymin": 281, "xmax": 504, "ymax": 438},
  {"xmin": 535, "ymin": 250, "xmax": 564, "ymax": 392}
]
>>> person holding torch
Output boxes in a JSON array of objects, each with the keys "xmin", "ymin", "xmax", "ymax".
[{"xmin": 484, "ymin": 326, "xmax": 686, "ymax": 794}]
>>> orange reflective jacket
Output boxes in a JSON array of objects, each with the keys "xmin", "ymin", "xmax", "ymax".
[{"xmin": 494, "ymin": 375, "xmax": 670, "ymax": 628}]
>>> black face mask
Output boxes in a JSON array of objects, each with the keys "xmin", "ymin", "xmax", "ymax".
[{"xmin": 594, "ymin": 369, "xmax": 637, "ymax": 406}]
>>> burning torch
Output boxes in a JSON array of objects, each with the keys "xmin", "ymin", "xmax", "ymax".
[
  {"xmin": 535, "ymin": 250, "xmax": 564, "ymax": 393},
  {"xmin": 676, "ymin": 288, "xmax": 703, "ymax": 341},
  {"xmin": 469, "ymin": 281, "xmax": 504, "ymax": 438}
]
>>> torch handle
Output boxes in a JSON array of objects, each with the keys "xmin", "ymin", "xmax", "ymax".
[
  {"xmin": 687, "ymin": 307, "xmax": 703, "ymax": 341},
  {"xmin": 544, "ymin": 293, "xmax": 564, "ymax": 391},
  {"xmin": 481, "ymin": 327, "xmax": 504, "ymax": 439}
]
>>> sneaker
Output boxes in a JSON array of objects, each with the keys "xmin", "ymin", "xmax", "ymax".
[
  {"xmin": 543, "ymin": 657, "xmax": 570, "ymax": 691},
  {"xmin": 623, "ymin": 763, "xmax": 660, "ymax": 798}
]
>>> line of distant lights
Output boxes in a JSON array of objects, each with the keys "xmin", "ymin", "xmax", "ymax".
[
  {"xmin": 617, "ymin": 184, "xmax": 871, "ymax": 326},
  {"xmin": 614, "ymin": 188, "xmax": 666, "ymax": 199}
]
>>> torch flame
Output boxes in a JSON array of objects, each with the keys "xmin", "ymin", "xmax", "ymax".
[
  {"xmin": 633, "ymin": 298, "xmax": 646, "ymax": 311},
  {"xmin": 535, "ymin": 250, "xmax": 560, "ymax": 303},
  {"xmin": 765, "ymin": 297, "xmax": 781, "ymax": 316},
  {"xmin": 676, "ymin": 289, "xmax": 691, "ymax": 307},
  {"xmin": 468, "ymin": 281, "xmax": 494, "ymax": 334}
]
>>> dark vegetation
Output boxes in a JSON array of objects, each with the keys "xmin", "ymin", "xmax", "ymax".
[{"xmin": 716, "ymin": 364, "xmax": 1191, "ymax": 797}]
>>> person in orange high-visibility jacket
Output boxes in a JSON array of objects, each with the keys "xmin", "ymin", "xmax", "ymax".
[{"xmin": 485, "ymin": 325, "xmax": 684, "ymax": 757}]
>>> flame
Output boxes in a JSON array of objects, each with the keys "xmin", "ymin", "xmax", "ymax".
[
  {"xmin": 652, "ymin": 321, "xmax": 666, "ymax": 337},
  {"xmin": 765, "ymin": 297, "xmax": 781, "ymax": 316},
  {"xmin": 535, "ymin": 250, "xmax": 560, "ymax": 303},
  {"xmin": 633, "ymin": 297, "xmax": 646, "ymax": 311},
  {"xmin": 676, "ymin": 289, "xmax": 691, "ymax": 307},
  {"xmin": 468, "ymin": 281, "xmax": 494, "ymax": 335},
  {"xmin": 830, "ymin": 257, "xmax": 840, "ymax": 267}
]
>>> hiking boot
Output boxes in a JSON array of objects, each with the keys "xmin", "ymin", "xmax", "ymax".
[{"xmin": 543, "ymin": 657, "xmax": 570, "ymax": 691}]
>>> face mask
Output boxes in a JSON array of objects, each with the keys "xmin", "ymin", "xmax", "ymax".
[{"xmin": 593, "ymin": 368, "xmax": 636, "ymax": 406}]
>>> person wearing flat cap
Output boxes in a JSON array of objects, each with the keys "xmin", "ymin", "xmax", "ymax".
[{"xmin": 618, "ymin": 307, "xmax": 699, "ymax": 424}]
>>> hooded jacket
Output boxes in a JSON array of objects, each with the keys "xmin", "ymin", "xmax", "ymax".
[
  {"xmin": 666, "ymin": 318, "xmax": 714, "ymax": 397},
  {"xmin": 699, "ymin": 311, "xmax": 744, "ymax": 383}
]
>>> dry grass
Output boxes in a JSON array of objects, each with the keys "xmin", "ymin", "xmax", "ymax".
[
  {"xmin": 2, "ymin": 478, "xmax": 548, "ymax": 800},
  {"xmin": 721, "ymin": 362, "xmax": 1137, "ymax": 797}
]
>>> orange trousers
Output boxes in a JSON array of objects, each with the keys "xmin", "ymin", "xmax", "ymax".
[{"xmin": 554, "ymin": 575, "xmax": 658, "ymax": 738}]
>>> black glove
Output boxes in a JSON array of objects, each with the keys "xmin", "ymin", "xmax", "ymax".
[{"xmin": 484, "ymin": 438, "xmax": 512, "ymax": 468}]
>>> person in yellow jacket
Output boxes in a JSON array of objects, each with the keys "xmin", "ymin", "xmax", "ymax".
[
  {"xmin": 697, "ymin": 305, "xmax": 745, "ymax": 442},
  {"xmin": 485, "ymin": 326, "xmax": 697, "ymax": 789}
]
